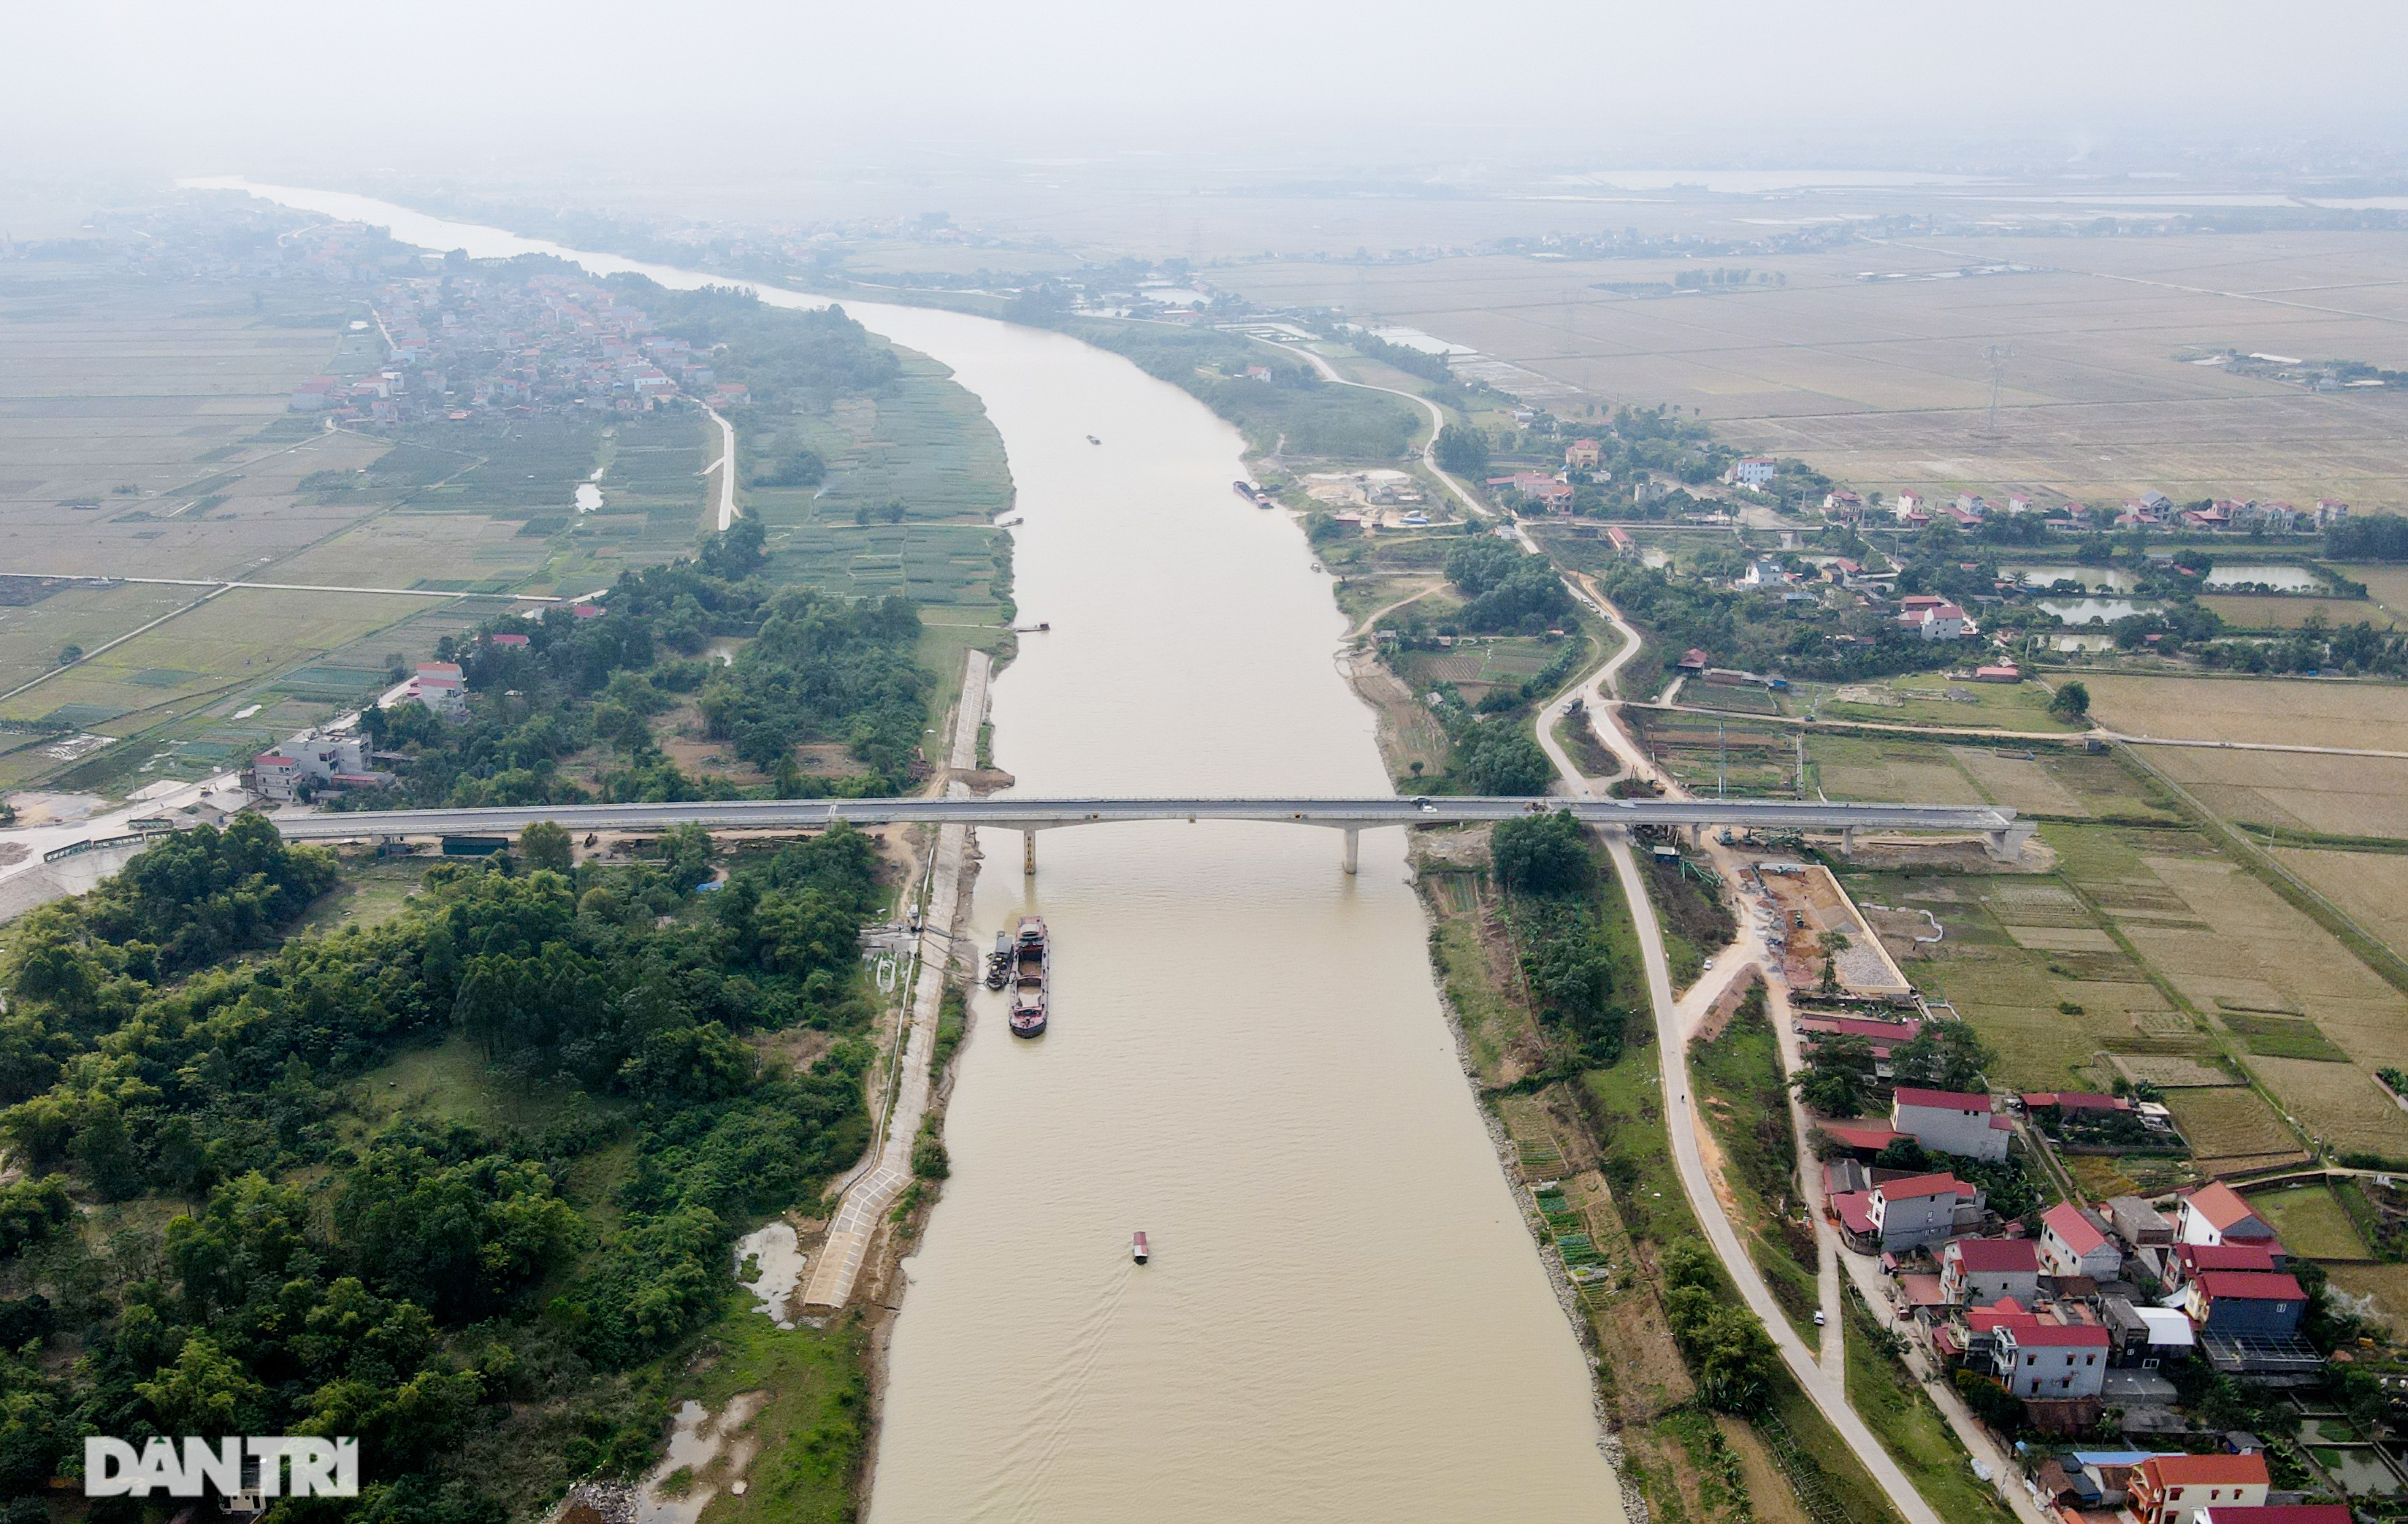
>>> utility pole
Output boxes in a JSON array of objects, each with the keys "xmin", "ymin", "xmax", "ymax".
[
  {"xmin": 1982, "ymin": 343, "xmax": 2015, "ymax": 438},
  {"xmin": 1718, "ymin": 720, "xmax": 1728, "ymax": 801}
]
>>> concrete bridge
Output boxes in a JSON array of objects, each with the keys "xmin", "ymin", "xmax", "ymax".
[{"xmin": 270, "ymin": 796, "xmax": 2033, "ymax": 872}]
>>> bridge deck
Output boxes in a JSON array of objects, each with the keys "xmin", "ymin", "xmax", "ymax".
[{"xmin": 270, "ymin": 795, "xmax": 2018, "ymax": 840}]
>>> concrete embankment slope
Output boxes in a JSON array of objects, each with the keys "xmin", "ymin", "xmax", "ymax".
[{"xmin": 803, "ymin": 649, "xmax": 990, "ymax": 1309}]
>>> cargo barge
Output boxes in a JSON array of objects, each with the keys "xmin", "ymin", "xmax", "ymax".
[{"xmin": 1008, "ymin": 915, "xmax": 1050, "ymax": 1036}]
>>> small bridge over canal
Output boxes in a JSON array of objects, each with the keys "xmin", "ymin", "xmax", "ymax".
[{"xmin": 270, "ymin": 796, "xmax": 2034, "ymax": 872}]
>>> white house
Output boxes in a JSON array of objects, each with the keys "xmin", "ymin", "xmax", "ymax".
[
  {"xmin": 1868, "ymin": 1172, "xmax": 1978, "ymax": 1252},
  {"xmin": 1891, "ymin": 1086, "xmax": 2011, "ymax": 1162},
  {"xmin": 2038, "ymin": 1202, "xmax": 2123, "ymax": 1280},
  {"xmin": 1730, "ymin": 458, "xmax": 1778, "ymax": 488},
  {"xmin": 251, "ymin": 727, "xmax": 383, "ymax": 803},
  {"xmin": 1912, "ymin": 602, "xmax": 1971, "ymax": 640},
  {"xmin": 1940, "ymin": 1237, "xmax": 2040, "ymax": 1307},
  {"xmin": 1895, "ymin": 490, "xmax": 1923, "ymax": 521},
  {"xmin": 2173, "ymin": 1182, "xmax": 2278, "ymax": 1248},
  {"xmin": 1992, "ymin": 1319, "xmax": 2109, "ymax": 1399}
]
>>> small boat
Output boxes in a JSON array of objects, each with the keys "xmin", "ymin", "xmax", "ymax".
[
  {"xmin": 1086, "ymin": 435, "xmax": 1101, "ymax": 446},
  {"xmin": 984, "ymin": 930, "xmax": 1010, "ymax": 990},
  {"xmin": 1232, "ymin": 479, "xmax": 1260, "ymax": 503},
  {"xmin": 1131, "ymin": 1231, "xmax": 1149, "ymax": 1265},
  {"xmin": 1008, "ymin": 915, "xmax": 1049, "ymax": 1037}
]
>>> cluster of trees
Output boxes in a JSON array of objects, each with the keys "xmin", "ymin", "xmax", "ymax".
[
  {"xmin": 1790, "ymin": 1019, "xmax": 1994, "ymax": 1119},
  {"xmin": 354, "ymin": 523, "xmax": 929, "ymax": 809},
  {"xmin": 1444, "ymin": 538, "xmax": 1575, "ymax": 635},
  {"xmin": 633, "ymin": 282, "xmax": 902, "ymax": 414},
  {"xmin": 1490, "ymin": 813, "xmax": 1633, "ymax": 1066},
  {"xmin": 1658, "ymin": 1243, "xmax": 1780, "ymax": 1410},
  {"xmin": 2327, "ymin": 513, "xmax": 2408, "ymax": 562},
  {"xmin": 2196, "ymin": 610, "xmax": 2408, "ymax": 677},
  {"xmin": 0, "ymin": 820, "xmax": 886, "ymax": 1514},
  {"xmin": 1584, "ymin": 555, "xmax": 1945, "ymax": 685}
]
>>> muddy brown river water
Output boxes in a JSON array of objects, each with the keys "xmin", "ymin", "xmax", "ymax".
[{"xmin": 194, "ymin": 180, "xmax": 1623, "ymax": 1521}]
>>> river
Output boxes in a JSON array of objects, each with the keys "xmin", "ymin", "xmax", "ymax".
[{"xmin": 190, "ymin": 181, "xmax": 1622, "ymax": 1521}]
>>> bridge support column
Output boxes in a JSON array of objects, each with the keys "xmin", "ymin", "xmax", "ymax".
[
  {"xmin": 1841, "ymin": 827, "xmax": 1856, "ymax": 855},
  {"xmin": 1983, "ymin": 823, "xmax": 2035, "ymax": 863},
  {"xmin": 1023, "ymin": 830, "xmax": 1036, "ymax": 876},
  {"xmin": 1341, "ymin": 828, "xmax": 1360, "ymax": 875}
]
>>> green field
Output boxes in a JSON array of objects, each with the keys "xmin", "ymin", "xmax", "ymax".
[{"xmin": 2249, "ymin": 1181, "xmax": 2373, "ymax": 1261}]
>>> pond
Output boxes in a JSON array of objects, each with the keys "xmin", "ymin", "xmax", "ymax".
[
  {"xmin": 2005, "ymin": 564, "xmax": 2138, "ymax": 592},
  {"xmin": 2203, "ymin": 564, "xmax": 2325, "ymax": 591},
  {"xmin": 2038, "ymin": 597, "xmax": 2159, "ymax": 624}
]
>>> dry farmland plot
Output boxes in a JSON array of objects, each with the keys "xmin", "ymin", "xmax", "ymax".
[
  {"xmin": 1808, "ymin": 736, "xmax": 1987, "ymax": 805},
  {"xmin": 2271, "ymin": 848, "xmax": 2408, "ymax": 957},
  {"xmin": 2147, "ymin": 746, "xmax": 2408, "ymax": 839},
  {"xmin": 2129, "ymin": 853, "xmax": 2408, "ymax": 1157},
  {"xmin": 2199, "ymin": 595, "xmax": 2397, "ymax": 631},
  {"xmin": 1948, "ymin": 747, "xmax": 2089, "ymax": 816},
  {"xmin": 0, "ymin": 590, "xmax": 416, "ymax": 728},
  {"xmin": 268, "ymin": 511, "xmax": 549, "ymax": 591},
  {"xmin": 2328, "ymin": 1263, "xmax": 2408, "ymax": 1334},
  {"xmin": 2340, "ymin": 564, "xmax": 2408, "ymax": 625},
  {"xmin": 1220, "ymin": 232, "xmax": 2408, "ymax": 505},
  {"xmin": 2164, "ymin": 1086, "xmax": 2308, "ymax": 1175},
  {"xmin": 1845, "ymin": 861, "xmax": 2189, "ymax": 1091},
  {"xmin": 0, "ymin": 581, "xmax": 201, "ymax": 694},
  {"xmin": 2086, "ymin": 674, "xmax": 2408, "ymax": 750}
]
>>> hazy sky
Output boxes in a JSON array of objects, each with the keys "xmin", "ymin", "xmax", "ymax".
[{"xmin": 12, "ymin": 0, "xmax": 2408, "ymax": 181}]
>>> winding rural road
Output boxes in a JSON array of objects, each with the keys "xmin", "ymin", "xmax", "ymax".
[
  {"xmin": 706, "ymin": 406, "xmax": 739, "ymax": 532},
  {"xmin": 1532, "ymin": 586, "xmax": 1958, "ymax": 1524}
]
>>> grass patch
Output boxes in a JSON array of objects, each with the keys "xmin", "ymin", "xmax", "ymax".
[
  {"xmin": 2249, "ymin": 1181, "xmax": 2373, "ymax": 1261},
  {"xmin": 1841, "ymin": 1288, "xmax": 2017, "ymax": 1524},
  {"xmin": 675, "ymin": 1307, "xmax": 867, "ymax": 1523},
  {"xmin": 1690, "ymin": 988, "xmax": 1822, "ymax": 1342}
]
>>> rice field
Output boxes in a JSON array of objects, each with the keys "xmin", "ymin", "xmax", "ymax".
[
  {"xmin": 2163, "ymin": 1086, "xmax": 2308, "ymax": 1174},
  {"xmin": 1217, "ymin": 230, "xmax": 2408, "ymax": 506},
  {"xmin": 2149, "ymin": 747, "xmax": 2408, "ymax": 839},
  {"xmin": 2085, "ymin": 673, "xmax": 2408, "ymax": 750}
]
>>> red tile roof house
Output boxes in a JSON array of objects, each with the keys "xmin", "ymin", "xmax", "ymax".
[
  {"xmin": 1891, "ymin": 1086, "xmax": 2011, "ymax": 1163},
  {"xmin": 1866, "ymin": 1172, "xmax": 1983, "ymax": 1253},
  {"xmin": 1940, "ymin": 1237, "xmax": 2040, "ymax": 1306},
  {"xmin": 2164, "ymin": 1242, "xmax": 2285, "ymax": 1296},
  {"xmin": 2128, "ymin": 1452, "xmax": 2269, "ymax": 1524},
  {"xmin": 2038, "ymin": 1202, "xmax": 2124, "ymax": 1280},
  {"xmin": 2174, "ymin": 1182, "xmax": 2279, "ymax": 1248}
]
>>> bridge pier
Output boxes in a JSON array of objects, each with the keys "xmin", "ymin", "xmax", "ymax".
[
  {"xmin": 1342, "ymin": 828, "xmax": 1360, "ymax": 875},
  {"xmin": 1841, "ymin": 826, "xmax": 1856, "ymax": 855},
  {"xmin": 1983, "ymin": 822, "xmax": 2036, "ymax": 862},
  {"xmin": 1023, "ymin": 830, "xmax": 1036, "ymax": 876}
]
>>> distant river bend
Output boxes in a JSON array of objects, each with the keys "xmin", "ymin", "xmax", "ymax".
[{"xmin": 194, "ymin": 179, "xmax": 1623, "ymax": 1523}]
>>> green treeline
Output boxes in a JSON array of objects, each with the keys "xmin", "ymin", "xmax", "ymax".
[
  {"xmin": 1491, "ymin": 812, "xmax": 1635, "ymax": 1065},
  {"xmin": 354, "ymin": 522, "xmax": 930, "ymax": 807},
  {"xmin": 0, "ymin": 818, "xmax": 885, "ymax": 1517},
  {"xmin": 1048, "ymin": 319, "xmax": 1417, "ymax": 459}
]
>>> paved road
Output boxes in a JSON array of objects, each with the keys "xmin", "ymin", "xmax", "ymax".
[
  {"xmin": 706, "ymin": 406, "xmax": 739, "ymax": 532},
  {"xmin": 1539, "ymin": 583, "xmax": 2050, "ymax": 1524},
  {"xmin": 802, "ymin": 650, "xmax": 989, "ymax": 1310},
  {"xmin": 1281, "ymin": 344, "xmax": 1490, "ymax": 522},
  {"xmin": 1532, "ymin": 588, "xmax": 1956, "ymax": 1524}
]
